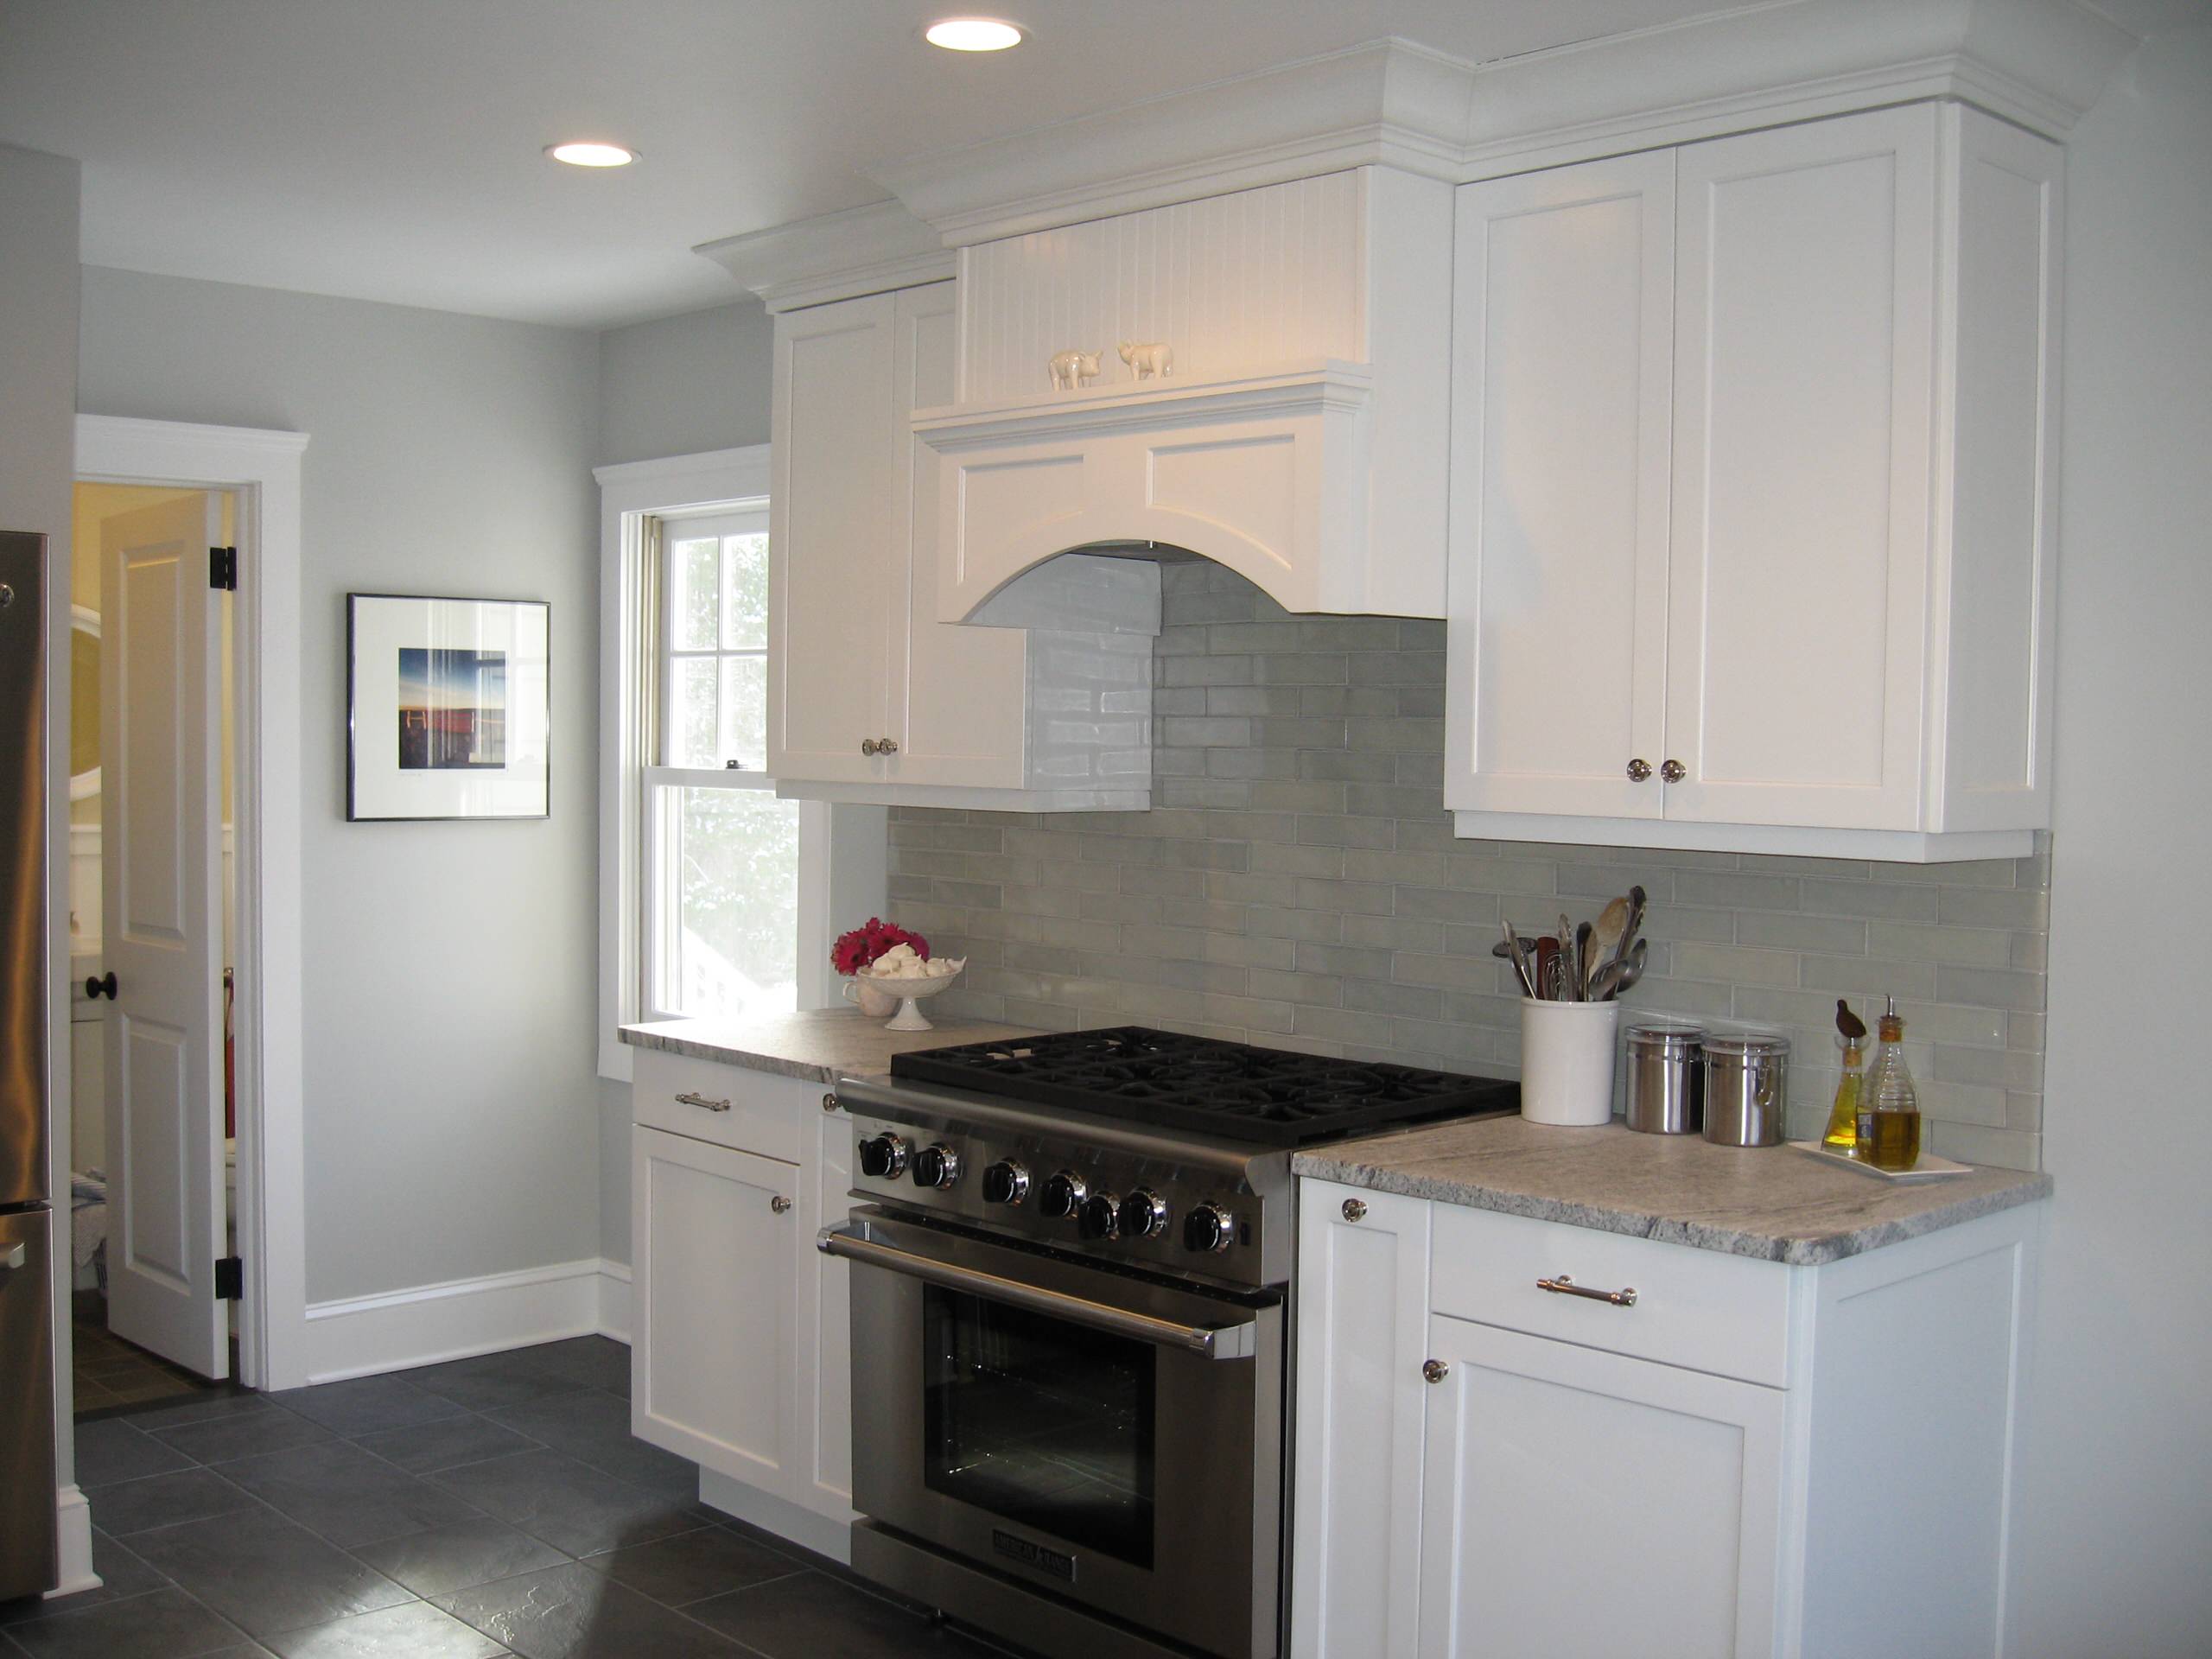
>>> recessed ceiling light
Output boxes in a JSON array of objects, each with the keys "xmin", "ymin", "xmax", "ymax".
[
  {"xmin": 545, "ymin": 141, "xmax": 638, "ymax": 168},
  {"xmin": 925, "ymin": 16, "xmax": 1024, "ymax": 51}
]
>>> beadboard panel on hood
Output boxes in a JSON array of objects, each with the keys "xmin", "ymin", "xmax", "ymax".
[
  {"xmin": 887, "ymin": 562, "xmax": 2050, "ymax": 1171},
  {"xmin": 957, "ymin": 171, "xmax": 1365, "ymax": 403}
]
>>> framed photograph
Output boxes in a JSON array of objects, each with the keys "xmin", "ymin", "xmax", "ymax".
[{"xmin": 346, "ymin": 593, "xmax": 550, "ymax": 821}]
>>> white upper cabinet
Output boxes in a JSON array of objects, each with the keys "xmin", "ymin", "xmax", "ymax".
[
  {"xmin": 1446, "ymin": 103, "xmax": 2061, "ymax": 861},
  {"xmin": 919, "ymin": 167, "xmax": 1454, "ymax": 622},
  {"xmin": 769, "ymin": 282, "xmax": 1157, "ymax": 810}
]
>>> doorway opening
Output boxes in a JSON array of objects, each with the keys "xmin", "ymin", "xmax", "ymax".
[{"xmin": 64, "ymin": 482, "xmax": 246, "ymax": 1419}]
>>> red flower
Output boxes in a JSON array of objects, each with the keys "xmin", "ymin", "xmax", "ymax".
[{"xmin": 831, "ymin": 918, "xmax": 931, "ymax": 975}]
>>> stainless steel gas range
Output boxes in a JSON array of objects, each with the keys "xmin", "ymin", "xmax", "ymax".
[{"xmin": 819, "ymin": 1027, "xmax": 1517, "ymax": 1659}]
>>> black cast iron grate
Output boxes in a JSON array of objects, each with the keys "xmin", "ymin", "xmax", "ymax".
[{"xmin": 888, "ymin": 1026, "xmax": 1518, "ymax": 1147}]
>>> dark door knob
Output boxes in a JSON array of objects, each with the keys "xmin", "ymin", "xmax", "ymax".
[{"xmin": 85, "ymin": 971, "xmax": 118, "ymax": 1001}]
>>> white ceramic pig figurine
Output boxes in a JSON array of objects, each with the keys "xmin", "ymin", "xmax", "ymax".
[
  {"xmin": 1049, "ymin": 348, "xmax": 1103, "ymax": 391},
  {"xmin": 1119, "ymin": 340, "xmax": 1173, "ymax": 380}
]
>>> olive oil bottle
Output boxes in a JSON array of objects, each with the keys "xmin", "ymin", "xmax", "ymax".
[
  {"xmin": 1856, "ymin": 996, "xmax": 1923, "ymax": 1172},
  {"xmin": 1822, "ymin": 1000, "xmax": 1868, "ymax": 1154}
]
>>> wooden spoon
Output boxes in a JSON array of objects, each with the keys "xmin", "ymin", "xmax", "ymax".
[{"xmin": 1593, "ymin": 896, "xmax": 1630, "ymax": 971}]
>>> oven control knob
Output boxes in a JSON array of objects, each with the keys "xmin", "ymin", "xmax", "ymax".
[
  {"xmin": 911, "ymin": 1144, "xmax": 962, "ymax": 1190},
  {"xmin": 1184, "ymin": 1203, "xmax": 1235, "ymax": 1254},
  {"xmin": 1119, "ymin": 1189, "xmax": 1170, "ymax": 1241},
  {"xmin": 857, "ymin": 1133, "xmax": 909, "ymax": 1181},
  {"xmin": 1078, "ymin": 1193, "xmax": 1121, "ymax": 1242},
  {"xmin": 1039, "ymin": 1171, "xmax": 1087, "ymax": 1221},
  {"xmin": 981, "ymin": 1160, "xmax": 1030, "ymax": 1206}
]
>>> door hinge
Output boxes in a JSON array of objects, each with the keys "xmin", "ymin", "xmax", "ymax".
[
  {"xmin": 214, "ymin": 1256, "xmax": 243, "ymax": 1300},
  {"xmin": 209, "ymin": 545, "xmax": 238, "ymax": 591}
]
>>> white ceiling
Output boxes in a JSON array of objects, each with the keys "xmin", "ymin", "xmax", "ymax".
[{"xmin": 0, "ymin": 0, "xmax": 1777, "ymax": 329}]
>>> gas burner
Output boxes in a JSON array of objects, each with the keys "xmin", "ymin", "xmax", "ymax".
[{"xmin": 888, "ymin": 1026, "xmax": 1516, "ymax": 1147}]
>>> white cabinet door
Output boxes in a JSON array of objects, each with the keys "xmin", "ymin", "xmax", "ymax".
[
  {"xmin": 770, "ymin": 293, "xmax": 895, "ymax": 785},
  {"xmin": 1446, "ymin": 153, "xmax": 1675, "ymax": 821},
  {"xmin": 1664, "ymin": 106, "xmax": 1936, "ymax": 830},
  {"xmin": 1417, "ymin": 1315, "xmax": 1784, "ymax": 1659},
  {"xmin": 1291, "ymin": 1182, "xmax": 1432, "ymax": 1659},
  {"xmin": 887, "ymin": 281, "xmax": 1031, "ymax": 788},
  {"xmin": 792, "ymin": 1096, "xmax": 857, "ymax": 1522},
  {"xmin": 632, "ymin": 1124, "xmax": 801, "ymax": 1495}
]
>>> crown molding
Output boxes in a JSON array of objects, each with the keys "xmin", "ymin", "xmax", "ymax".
[
  {"xmin": 693, "ymin": 200, "xmax": 955, "ymax": 313},
  {"xmin": 862, "ymin": 1, "xmax": 2131, "ymax": 248}
]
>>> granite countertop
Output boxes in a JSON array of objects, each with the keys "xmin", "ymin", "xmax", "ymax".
[
  {"xmin": 620, "ymin": 1012, "xmax": 1042, "ymax": 1085},
  {"xmin": 1293, "ymin": 1116, "xmax": 2053, "ymax": 1266}
]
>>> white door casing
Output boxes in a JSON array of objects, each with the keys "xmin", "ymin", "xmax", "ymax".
[
  {"xmin": 1446, "ymin": 152, "xmax": 1675, "ymax": 820},
  {"xmin": 99, "ymin": 493, "xmax": 228, "ymax": 1380}
]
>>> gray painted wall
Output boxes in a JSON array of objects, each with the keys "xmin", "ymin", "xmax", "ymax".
[
  {"xmin": 2014, "ymin": 25, "xmax": 2212, "ymax": 1655},
  {"xmin": 78, "ymin": 267, "xmax": 604, "ymax": 1304},
  {"xmin": 3, "ymin": 139, "xmax": 83, "ymax": 1495},
  {"xmin": 595, "ymin": 300, "xmax": 773, "ymax": 467}
]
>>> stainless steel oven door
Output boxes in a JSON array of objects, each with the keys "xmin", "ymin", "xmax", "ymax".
[{"xmin": 823, "ymin": 1209, "xmax": 1283, "ymax": 1659}]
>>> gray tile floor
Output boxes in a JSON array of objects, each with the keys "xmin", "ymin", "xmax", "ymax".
[{"xmin": 2, "ymin": 1338, "xmax": 1026, "ymax": 1659}]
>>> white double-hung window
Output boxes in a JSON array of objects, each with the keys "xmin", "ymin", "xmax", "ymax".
[{"xmin": 640, "ymin": 506, "xmax": 803, "ymax": 1023}]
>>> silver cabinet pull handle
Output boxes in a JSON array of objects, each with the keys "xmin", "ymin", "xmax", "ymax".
[
  {"xmin": 861, "ymin": 738, "xmax": 880, "ymax": 756},
  {"xmin": 770, "ymin": 1195, "xmax": 793, "ymax": 1215},
  {"xmin": 878, "ymin": 736, "xmax": 899, "ymax": 754},
  {"xmin": 822, "ymin": 1092, "xmax": 841, "ymax": 1114},
  {"xmin": 674, "ymin": 1091, "xmax": 731, "ymax": 1114},
  {"xmin": 1660, "ymin": 759, "xmax": 1687, "ymax": 783},
  {"xmin": 1626, "ymin": 759, "xmax": 1653, "ymax": 782},
  {"xmin": 1423, "ymin": 1358, "xmax": 1449, "ymax": 1384},
  {"xmin": 1537, "ymin": 1273, "xmax": 1637, "ymax": 1307},
  {"xmin": 1341, "ymin": 1198, "xmax": 1367, "ymax": 1223},
  {"xmin": 819, "ymin": 1224, "xmax": 1256, "ymax": 1360}
]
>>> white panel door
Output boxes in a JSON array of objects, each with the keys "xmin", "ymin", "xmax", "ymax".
[
  {"xmin": 1446, "ymin": 153, "xmax": 1675, "ymax": 819},
  {"xmin": 1290, "ymin": 1182, "xmax": 1432, "ymax": 1659},
  {"xmin": 631, "ymin": 1125, "xmax": 799, "ymax": 1494},
  {"xmin": 769, "ymin": 293, "xmax": 894, "ymax": 785},
  {"xmin": 888, "ymin": 282, "xmax": 1030, "ymax": 788},
  {"xmin": 1417, "ymin": 1316, "xmax": 1784, "ymax": 1659},
  {"xmin": 99, "ymin": 493, "xmax": 227, "ymax": 1380},
  {"xmin": 1665, "ymin": 106, "xmax": 1936, "ymax": 830}
]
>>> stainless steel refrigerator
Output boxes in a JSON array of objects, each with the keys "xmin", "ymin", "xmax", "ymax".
[{"xmin": 0, "ymin": 530, "xmax": 58, "ymax": 1600}]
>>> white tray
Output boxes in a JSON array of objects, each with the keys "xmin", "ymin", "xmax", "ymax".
[{"xmin": 1787, "ymin": 1141, "xmax": 1974, "ymax": 1183}]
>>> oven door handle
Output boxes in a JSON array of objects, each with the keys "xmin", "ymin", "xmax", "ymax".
[{"xmin": 818, "ymin": 1225, "xmax": 1258, "ymax": 1361}]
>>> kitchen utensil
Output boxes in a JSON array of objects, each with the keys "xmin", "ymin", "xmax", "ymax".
[
  {"xmin": 1535, "ymin": 937, "xmax": 1560, "ymax": 1001},
  {"xmin": 1593, "ymin": 896, "xmax": 1630, "ymax": 972},
  {"xmin": 1625, "ymin": 1024, "xmax": 1705, "ymax": 1134},
  {"xmin": 1588, "ymin": 937, "xmax": 1648, "ymax": 1001},
  {"xmin": 1495, "ymin": 925, "xmax": 1537, "ymax": 999},
  {"xmin": 1701, "ymin": 1031, "xmax": 1790, "ymax": 1147},
  {"xmin": 1559, "ymin": 914, "xmax": 1578, "ymax": 1001},
  {"xmin": 1574, "ymin": 921, "xmax": 1594, "ymax": 1000},
  {"xmin": 1520, "ymin": 997, "xmax": 1622, "ymax": 1125}
]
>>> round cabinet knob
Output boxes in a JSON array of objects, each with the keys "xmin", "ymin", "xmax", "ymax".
[
  {"xmin": 1626, "ymin": 759, "xmax": 1653, "ymax": 782},
  {"xmin": 857, "ymin": 1133, "xmax": 909, "ymax": 1180},
  {"xmin": 981, "ymin": 1160, "xmax": 1030, "ymax": 1206},
  {"xmin": 1078, "ymin": 1193, "xmax": 1121, "ymax": 1242},
  {"xmin": 861, "ymin": 738, "xmax": 880, "ymax": 757},
  {"xmin": 1183, "ymin": 1204, "xmax": 1235, "ymax": 1255},
  {"xmin": 769, "ymin": 1195, "xmax": 793, "ymax": 1215},
  {"xmin": 1660, "ymin": 759, "xmax": 1687, "ymax": 783},
  {"xmin": 1119, "ymin": 1189, "xmax": 1170, "ymax": 1241},
  {"xmin": 1341, "ymin": 1198, "xmax": 1368, "ymax": 1223},
  {"xmin": 878, "ymin": 737, "xmax": 899, "ymax": 755},
  {"xmin": 821, "ymin": 1093, "xmax": 841, "ymax": 1114},
  {"xmin": 1423, "ymin": 1358, "xmax": 1450, "ymax": 1385},
  {"xmin": 1039, "ymin": 1171, "xmax": 1087, "ymax": 1221},
  {"xmin": 911, "ymin": 1144, "xmax": 962, "ymax": 1190}
]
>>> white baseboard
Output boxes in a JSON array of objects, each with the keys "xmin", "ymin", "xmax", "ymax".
[
  {"xmin": 597, "ymin": 1260, "xmax": 632, "ymax": 1344},
  {"xmin": 302, "ymin": 1256, "xmax": 630, "ymax": 1384},
  {"xmin": 50, "ymin": 1484, "xmax": 97, "ymax": 1597}
]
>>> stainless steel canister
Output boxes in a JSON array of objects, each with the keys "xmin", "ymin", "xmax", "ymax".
[
  {"xmin": 1624, "ymin": 1025, "xmax": 1704, "ymax": 1135},
  {"xmin": 1700, "ymin": 1032, "xmax": 1789, "ymax": 1147}
]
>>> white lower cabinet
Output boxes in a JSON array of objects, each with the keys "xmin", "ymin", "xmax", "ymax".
[
  {"xmin": 1293, "ymin": 1179, "xmax": 2041, "ymax": 1659},
  {"xmin": 1416, "ymin": 1319, "xmax": 1783, "ymax": 1659},
  {"xmin": 630, "ymin": 1052, "xmax": 854, "ymax": 1538}
]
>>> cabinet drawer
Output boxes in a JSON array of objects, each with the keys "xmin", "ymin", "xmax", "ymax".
[
  {"xmin": 1430, "ymin": 1204, "xmax": 1790, "ymax": 1387},
  {"xmin": 632, "ymin": 1050, "xmax": 804, "ymax": 1165}
]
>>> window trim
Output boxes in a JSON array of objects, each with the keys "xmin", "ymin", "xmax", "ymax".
[{"xmin": 596, "ymin": 447, "xmax": 889, "ymax": 1083}]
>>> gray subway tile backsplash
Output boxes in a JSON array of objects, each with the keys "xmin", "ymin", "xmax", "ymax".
[{"xmin": 889, "ymin": 562, "xmax": 2050, "ymax": 1170}]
